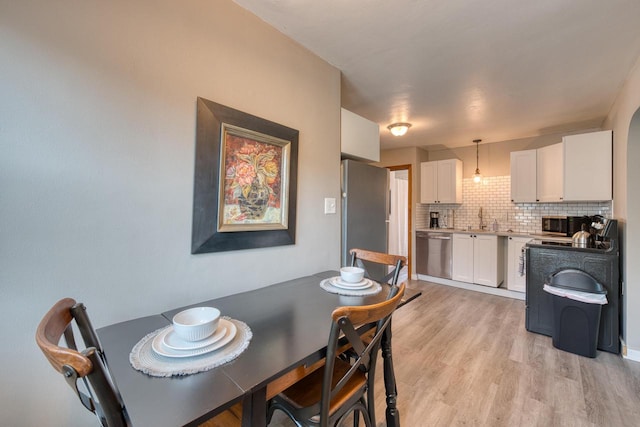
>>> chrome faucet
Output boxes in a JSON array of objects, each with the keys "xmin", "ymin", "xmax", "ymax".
[{"xmin": 478, "ymin": 207, "xmax": 485, "ymax": 230}]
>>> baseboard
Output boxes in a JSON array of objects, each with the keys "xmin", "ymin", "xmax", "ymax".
[
  {"xmin": 621, "ymin": 338, "xmax": 640, "ymax": 362},
  {"xmin": 416, "ymin": 274, "xmax": 526, "ymax": 301}
]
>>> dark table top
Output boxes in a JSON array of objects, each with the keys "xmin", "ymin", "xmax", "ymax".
[{"xmin": 97, "ymin": 271, "xmax": 421, "ymax": 426}]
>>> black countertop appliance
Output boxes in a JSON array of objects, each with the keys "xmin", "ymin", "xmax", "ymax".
[{"xmin": 525, "ymin": 219, "xmax": 620, "ymax": 354}]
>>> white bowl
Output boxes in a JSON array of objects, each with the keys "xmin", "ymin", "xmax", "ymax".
[
  {"xmin": 172, "ymin": 307, "xmax": 220, "ymax": 342},
  {"xmin": 340, "ymin": 266, "xmax": 365, "ymax": 283}
]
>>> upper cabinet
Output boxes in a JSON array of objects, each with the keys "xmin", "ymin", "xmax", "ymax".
[
  {"xmin": 510, "ymin": 150, "xmax": 537, "ymax": 202},
  {"xmin": 340, "ymin": 108, "xmax": 380, "ymax": 162},
  {"xmin": 563, "ymin": 130, "xmax": 612, "ymax": 201},
  {"xmin": 510, "ymin": 130, "xmax": 612, "ymax": 203},
  {"xmin": 420, "ymin": 159, "xmax": 463, "ymax": 204},
  {"xmin": 536, "ymin": 143, "xmax": 563, "ymax": 202}
]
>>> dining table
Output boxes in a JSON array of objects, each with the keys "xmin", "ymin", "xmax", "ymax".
[{"xmin": 97, "ymin": 270, "xmax": 421, "ymax": 427}]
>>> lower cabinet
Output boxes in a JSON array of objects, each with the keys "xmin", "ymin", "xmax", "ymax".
[
  {"xmin": 452, "ymin": 234, "xmax": 474, "ymax": 283},
  {"xmin": 452, "ymin": 234, "xmax": 504, "ymax": 287},
  {"xmin": 507, "ymin": 236, "xmax": 532, "ymax": 292}
]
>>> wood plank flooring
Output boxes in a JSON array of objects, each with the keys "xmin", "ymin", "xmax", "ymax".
[{"xmin": 268, "ymin": 279, "xmax": 640, "ymax": 427}]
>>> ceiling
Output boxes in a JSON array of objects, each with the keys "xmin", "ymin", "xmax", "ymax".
[{"xmin": 232, "ymin": 0, "xmax": 640, "ymax": 151}]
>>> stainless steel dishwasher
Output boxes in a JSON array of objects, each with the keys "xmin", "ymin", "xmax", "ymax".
[{"xmin": 416, "ymin": 231, "xmax": 452, "ymax": 279}]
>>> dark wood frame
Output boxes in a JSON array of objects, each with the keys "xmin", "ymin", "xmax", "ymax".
[{"xmin": 191, "ymin": 97, "xmax": 298, "ymax": 253}]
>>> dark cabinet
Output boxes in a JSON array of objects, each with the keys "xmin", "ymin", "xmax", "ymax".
[{"xmin": 525, "ymin": 245, "xmax": 620, "ymax": 354}]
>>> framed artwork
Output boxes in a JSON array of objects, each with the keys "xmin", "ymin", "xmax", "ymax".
[{"xmin": 191, "ymin": 97, "xmax": 298, "ymax": 253}]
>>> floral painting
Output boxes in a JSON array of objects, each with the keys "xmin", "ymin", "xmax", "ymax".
[
  {"xmin": 217, "ymin": 124, "xmax": 290, "ymax": 232},
  {"xmin": 192, "ymin": 97, "xmax": 298, "ymax": 254}
]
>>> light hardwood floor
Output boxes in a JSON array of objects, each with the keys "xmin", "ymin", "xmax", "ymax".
[{"xmin": 268, "ymin": 279, "xmax": 640, "ymax": 427}]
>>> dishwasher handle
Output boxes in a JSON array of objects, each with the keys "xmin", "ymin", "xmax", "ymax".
[{"xmin": 417, "ymin": 232, "xmax": 451, "ymax": 240}]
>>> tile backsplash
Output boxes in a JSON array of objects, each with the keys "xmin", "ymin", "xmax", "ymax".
[{"xmin": 416, "ymin": 175, "xmax": 611, "ymax": 233}]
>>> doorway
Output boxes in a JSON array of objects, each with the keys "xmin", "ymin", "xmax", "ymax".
[{"xmin": 387, "ymin": 165, "xmax": 412, "ymax": 276}]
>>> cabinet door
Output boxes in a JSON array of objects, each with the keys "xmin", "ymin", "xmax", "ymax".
[
  {"xmin": 420, "ymin": 162, "xmax": 438, "ymax": 203},
  {"xmin": 510, "ymin": 150, "xmax": 537, "ymax": 202},
  {"xmin": 563, "ymin": 130, "xmax": 612, "ymax": 201},
  {"xmin": 473, "ymin": 235, "xmax": 498, "ymax": 287},
  {"xmin": 536, "ymin": 143, "xmax": 563, "ymax": 202},
  {"xmin": 452, "ymin": 234, "xmax": 474, "ymax": 283},
  {"xmin": 340, "ymin": 108, "xmax": 380, "ymax": 162},
  {"xmin": 507, "ymin": 237, "xmax": 531, "ymax": 292},
  {"xmin": 437, "ymin": 159, "xmax": 462, "ymax": 203}
]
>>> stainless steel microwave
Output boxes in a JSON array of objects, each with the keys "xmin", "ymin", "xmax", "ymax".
[
  {"xmin": 542, "ymin": 216, "xmax": 567, "ymax": 235},
  {"xmin": 542, "ymin": 216, "xmax": 592, "ymax": 236}
]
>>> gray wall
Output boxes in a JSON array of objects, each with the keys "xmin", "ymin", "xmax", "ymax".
[
  {"xmin": 0, "ymin": 1, "xmax": 341, "ymax": 425},
  {"xmin": 603, "ymin": 53, "xmax": 640, "ymax": 359}
]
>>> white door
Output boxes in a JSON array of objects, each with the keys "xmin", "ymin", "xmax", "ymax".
[
  {"xmin": 563, "ymin": 130, "xmax": 612, "ymax": 201},
  {"xmin": 507, "ymin": 237, "xmax": 530, "ymax": 292},
  {"xmin": 420, "ymin": 162, "xmax": 438, "ymax": 203},
  {"xmin": 510, "ymin": 150, "xmax": 537, "ymax": 202},
  {"xmin": 452, "ymin": 233, "xmax": 474, "ymax": 283},
  {"xmin": 388, "ymin": 170, "xmax": 409, "ymax": 258},
  {"xmin": 473, "ymin": 234, "xmax": 498, "ymax": 287},
  {"xmin": 536, "ymin": 143, "xmax": 563, "ymax": 202}
]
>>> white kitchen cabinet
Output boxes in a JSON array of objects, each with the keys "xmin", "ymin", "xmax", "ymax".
[
  {"xmin": 507, "ymin": 236, "xmax": 532, "ymax": 292},
  {"xmin": 420, "ymin": 161, "xmax": 438, "ymax": 203},
  {"xmin": 536, "ymin": 143, "xmax": 563, "ymax": 202},
  {"xmin": 340, "ymin": 108, "xmax": 380, "ymax": 162},
  {"xmin": 452, "ymin": 234, "xmax": 474, "ymax": 283},
  {"xmin": 420, "ymin": 159, "xmax": 463, "ymax": 204},
  {"xmin": 452, "ymin": 233, "xmax": 504, "ymax": 287},
  {"xmin": 473, "ymin": 234, "xmax": 502, "ymax": 287},
  {"xmin": 563, "ymin": 130, "xmax": 612, "ymax": 201},
  {"xmin": 510, "ymin": 150, "xmax": 537, "ymax": 202}
]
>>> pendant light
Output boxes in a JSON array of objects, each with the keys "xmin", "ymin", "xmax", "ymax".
[{"xmin": 473, "ymin": 139, "xmax": 482, "ymax": 183}]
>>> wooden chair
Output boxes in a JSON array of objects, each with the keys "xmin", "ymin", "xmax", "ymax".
[
  {"xmin": 349, "ymin": 248, "xmax": 406, "ymax": 426},
  {"xmin": 267, "ymin": 283, "xmax": 405, "ymax": 427},
  {"xmin": 349, "ymin": 248, "xmax": 407, "ymax": 286},
  {"xmin": 36, "ymin": 298, "xmax": 130, "ymax": 427}
]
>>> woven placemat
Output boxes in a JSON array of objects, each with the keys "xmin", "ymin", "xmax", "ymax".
[
  {"xmin": 320, "ymin": 277, "xmax": 382, "ymax": 296},
  {"xmin": 129, "ymin": 317, "xmax": 252, "ymax": 377}
]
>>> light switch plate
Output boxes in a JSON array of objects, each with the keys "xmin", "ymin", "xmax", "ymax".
[{"xmin": 324, "ymin": 197, "xmax": 337, "ymax": 214}]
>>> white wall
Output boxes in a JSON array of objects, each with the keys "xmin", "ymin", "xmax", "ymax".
[
  {"xmin": 603, "ymin": 54, "xmax": 640, "ymax": 360},
  {"xmin": 0, "ymin": 0, "xmax": 341, "ymax": 425}
]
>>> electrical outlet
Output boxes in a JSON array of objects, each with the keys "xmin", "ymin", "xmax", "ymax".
[{"xmin": 324, "ymin": 197, "xmax": 336, "ymax": 214}]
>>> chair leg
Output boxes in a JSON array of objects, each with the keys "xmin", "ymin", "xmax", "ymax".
[{"xmin": 382, "ymin": 323, "xmax": 400, "ymax": 427}]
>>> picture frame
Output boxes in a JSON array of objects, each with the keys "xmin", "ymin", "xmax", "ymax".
[{"xmin": 192, "ymin": 97, "xmax": 298, "ymax": 253}]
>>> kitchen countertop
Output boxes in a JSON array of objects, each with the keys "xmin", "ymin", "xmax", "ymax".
[{"xmin": 415, "ymin": 228, "xmax": 571, "ymax": 241}]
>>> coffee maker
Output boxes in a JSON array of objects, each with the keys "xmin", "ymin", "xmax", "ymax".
[{"xmin": 430, "ymin": 212, "xmax": 439, "ymax": 229}]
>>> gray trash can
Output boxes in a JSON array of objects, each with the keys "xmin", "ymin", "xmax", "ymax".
[{"xmin": 543, "ymin": 269, "xmax": 608, "ymax": 358}]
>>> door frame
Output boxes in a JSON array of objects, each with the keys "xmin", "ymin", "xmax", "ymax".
[{"xmin": 386, "ymin": 164, "xmax": 412, "ymax": 278}]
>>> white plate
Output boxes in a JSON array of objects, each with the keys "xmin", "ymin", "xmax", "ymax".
[
  {"xmin": 152, "ymin": 319, "xmax": 237, "ymax": 358},
  {"xmin": 162, "ymin": 325, "xmax": 228, "ymax": 350},
  {"xmin": 330, "ymin": 277, "xmax": 373, "ymax": 290},
  {"xmin": 331, "ymin": 276, "xmax": 371, "ymax": 287}
]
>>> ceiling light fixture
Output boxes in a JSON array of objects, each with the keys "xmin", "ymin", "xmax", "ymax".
[
  {"xmin": 387, "ymin": 122, "xmax": 412, "ymax": 137},
  {"xmin": 473, "ymin": 139, "xmax": 482, "ymax": 183}
]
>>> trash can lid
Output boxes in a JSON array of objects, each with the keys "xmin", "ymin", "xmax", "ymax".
[{"xmin": 544, "ymin": 269, "xmax": 607, "ymax": 294}]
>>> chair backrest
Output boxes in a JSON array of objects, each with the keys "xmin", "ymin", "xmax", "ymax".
[
  {"xmin": 320, "ymin": 282, "xmax": 406, "ymax": 426},
  {"xmin": 36, "ymin": 298, "xmax": 130, "ymax": 427},
  {"xmin": 349, "ymin": 248, "xmax": 407, "ymax": 287}
]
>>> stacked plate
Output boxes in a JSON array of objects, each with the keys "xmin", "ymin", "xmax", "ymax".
[
  {"xmin": 152, "ymin": 319, "xmax": 237, "ymax": 358},
  {"xmin": 328, "ymin": 276, "xmax": 374, "ymax": 290}
]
